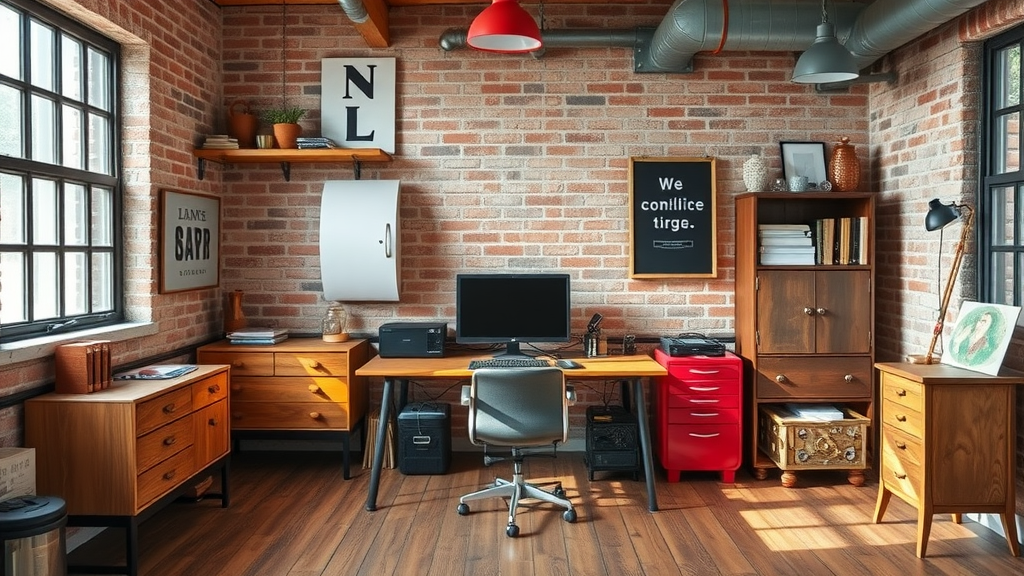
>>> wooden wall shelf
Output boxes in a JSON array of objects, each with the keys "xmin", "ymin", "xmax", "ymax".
[{"xmin": 192, "ymin": 148, "xmax": 392, "ymax": 181}]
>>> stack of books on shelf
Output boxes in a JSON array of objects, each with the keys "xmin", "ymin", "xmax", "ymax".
[
  {"xmin": 813, "ymin": 216, "xmax": 868, "ymax": 265},
  {"xmin": 201, "ymin": 135, "xmax": 239, "ymax": 149},
  {"xmin": 758, "ymin": 224, "xmax": 815, "ymax": 265},
  {"xmin": 227, "ymin": 327, "xmax": 289, "ymax": 345},
  {"xmin": 295, "ymin": 137, "xmax": 337, "ymax": 149}
]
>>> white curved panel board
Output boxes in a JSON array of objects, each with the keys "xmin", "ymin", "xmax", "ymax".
[{"xmin": 320, "ymin": 180, "xmax": 400, "ymax": 301}]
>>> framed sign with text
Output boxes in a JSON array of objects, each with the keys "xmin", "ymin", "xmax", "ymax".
[
  {"xmin": 159, "ymin": 189, "xmax": 220, "ymax": 293},
  {"xmin": 629, "ymin": 157, "xmax": 717, "ymax": 278}
]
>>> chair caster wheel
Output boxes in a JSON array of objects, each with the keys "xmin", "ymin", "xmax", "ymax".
[
  {"xmin": 563, "ymin": 509, "xmax": 577, "ymax": 523},
  {"xmin": 506, "ymin": 524, "xmax": 520, "ymax": 537},
  {"xmin": 553, "ymin": 486, "xmax": 566, "ymax": 498},
  {"xmin": 457, "ymin": 503, "xmax": 470, "ymax": 516}
]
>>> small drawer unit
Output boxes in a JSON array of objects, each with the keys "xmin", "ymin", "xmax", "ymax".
[
  {"xmin": 584, "ymin": 405, "xmax": 639, "ymax": 480},
  {"xmin": 653, "ymin": 348, "xmax": 742, "ymax": 482}
]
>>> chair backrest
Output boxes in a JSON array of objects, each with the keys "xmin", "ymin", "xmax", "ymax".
[{"xmin": 467, "ymin": 367, "xmax": 568, "ymax": 447}]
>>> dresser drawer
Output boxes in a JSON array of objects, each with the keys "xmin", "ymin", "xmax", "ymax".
[
  {"xmin": 756, "ymin": 356, "xmax": 872, "ymax": 399},
  {"xmin": 137, "ymin": 387, "xmax": 193, "ymax": 436},
  {"xmin": 137, "ymin": 447, "xmax": 195, "ymax": 510},
  {"xmin": 664, "ymin": 378, "xmax": 740, "ymax": 399},
  {"xmin": 881, "ymin": 441, "xmax": 923, "ymax": 501},
  {"xmin": 230, "ymin": 377, "xmax": 350, "ymax": 403},
  {"xmin": 136, "ymin": 416, "xmax": 194, "ymax": 474},
  {"xmin": 666, "ymin": 361, "xmax": 742, "ymax": 384},
  {"xmin": 275, "ymin": 352, "xmax": 349, "ymax": 377},
  {"xmin": 192, "ymin": 371, "xmax": 228, "ymax": 409},
  {"xmin": 196, "ymin": 351, "xmax": 273, "ymax": 376},
  {"xmin": 231, "ymin": 402, "xmax": 351, "ymax": 430},
  {"xmin": 881, "ymin": 424, "xmax": 924, "ymax": 471},
  {"xmin": 193, "ymin": 400, "xmax": 230, "ymax": 465},
  {"xmin": 882, "ymin": 398, "xmax": 924, "ymax": 439},
  {"xmin": 666, "ymin": 393, "xmax": 739, "ymax": 410},
  {"xmin": 662, "ymin": 424, "xmax": 741, "ymax": 470},
  {"xmin": 667, "ymin": 407, "xmax": 739, "ymax": 425},
  {"xmin": 880, "ymin": 374, "xmax": 923, "ymax": 413}
]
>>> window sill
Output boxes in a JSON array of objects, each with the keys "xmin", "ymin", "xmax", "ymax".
[{"xmin": 0, "ymin": 322, "xmax": 158, "ymax": 366}]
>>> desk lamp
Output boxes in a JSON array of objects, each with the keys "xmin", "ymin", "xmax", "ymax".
[{"xmin": 908, "ymin": 198, "xmax": 975, "ymax": 364}]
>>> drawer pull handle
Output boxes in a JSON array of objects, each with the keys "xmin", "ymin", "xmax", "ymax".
[
  {"xmin": 208, "ymin": 418, "xmax": 219, "ymax": 426},
  {"xmin": 692, "ymin": 412, "xmax": 719, "ymax": 418},
  {"xmin": 775, "ymin": 374, "xmax": 788, "ymax": 383},
  {"xmin": 163, "ymin": 436, "xmax": 176, "ymax": 446},
  {"xmin": 689, "ymin": 369, "xmax": 720, "ymax": 375},
  {"xmin": 232, "ymin": 361, "xmax": 244, "ymax": 368},
  {"xmin": 162, "ymin": 403, "xmax": 176, "ymax": 414},
  {"xmin": 208, "ymin": 384, "xmax": 220, "ymax": 394},
  {"xmin": 803, "ymin": 307, "xmax": 814, "ymax": 316},
  {"xmin": 690, "ymin": 386, "xmax": 720, "ymax": 392},
  {"xmin": 309, "ymin": 411, "xmax": 321, "ymax": 420},
  {"xmin": 308, "ymin": 384, "xmax": 321, "ymax": 394},
  {"xmin": 690, "ymin": 399, "xmax": 720, "ymax": 404},
  {"xmin": 844, "ymin": 374, "xmax": 854, "ymax": 383},
  {"xmin": 232, "ymin": 412, "xmax": 242, "ymax": 419},
  {"xmin": 896, "ymin": 414, "xmax": 907, "ymax": 422},
  {"xmin": 895, "ymin": 441, "xmax": 906, "ymax": 450},
  {"xmin": 163, "ymin": 470, "xmax": 176, "ymax": 481},
  {"xmin": 894, "ymin": 472, "xmax": 907, "ymax": 480},
  {"xmin": 231, "ymin": 384, "xmax": 242, "ymax": 392},
  {"xmin": 816, "ymin": 307, "xmax": 827, "ymax": 316},
  {"xmin": 307, "ymin": 360, "xmax": 322, "ymax": 370},
  {"xmin": 896, "ymin": 388, "xmax": 907, "ymax": 397},
  {"xmin": 688, "ymin": 433, "xmax": 720, "ymax": 439}
]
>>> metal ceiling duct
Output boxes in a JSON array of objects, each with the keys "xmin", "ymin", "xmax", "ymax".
[{"xmin": 338, "ymin": 0, "xmax": 369, "ymax": 23}]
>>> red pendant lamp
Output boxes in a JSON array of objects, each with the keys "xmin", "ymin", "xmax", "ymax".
[{"xmin": 467, "ymin": 0, "xmax": 542, "ymax": 53}]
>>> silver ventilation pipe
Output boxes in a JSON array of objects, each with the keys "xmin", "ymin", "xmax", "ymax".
[{"xmin": 338, "ymin": 0, "xmax": 368, "ymax": 24}]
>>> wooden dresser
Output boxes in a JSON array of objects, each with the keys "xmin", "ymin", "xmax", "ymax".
[
  {"xmin": 25, "ymin": 365, "xmax": 231, "ymax": 576},
  {"xmin": 196, "ymin": 337, "xmax": 371, "ymax": 479},
  {"xmin": 873, "ymin": 362, "xmax": 1024, "ymax": 557}
]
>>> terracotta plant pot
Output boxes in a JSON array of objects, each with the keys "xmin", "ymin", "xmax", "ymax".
[{"xmin": 272, "ymin": 123, "xmax": 302, "ymax": 149}]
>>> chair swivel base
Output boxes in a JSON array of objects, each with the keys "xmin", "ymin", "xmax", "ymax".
[{"xmin": 457, "ymin": 474, "xmax": 577, "ymax": 537}]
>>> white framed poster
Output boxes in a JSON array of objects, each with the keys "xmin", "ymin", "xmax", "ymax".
[
  {"xmin": 322, "ymin": 57, "xmax": 396, "ymax": 154},
  {"xmin": 942, "ymin": 301, "xmax": 1022, "ymax": 375},
  {"xmin": 159, "ymin": 189, "xmax": 220, "ymax": 293}
]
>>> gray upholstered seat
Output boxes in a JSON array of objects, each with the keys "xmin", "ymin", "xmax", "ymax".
[{"xmin": 456, "ymin": 366, "xmax": 577, "ymax": 537}]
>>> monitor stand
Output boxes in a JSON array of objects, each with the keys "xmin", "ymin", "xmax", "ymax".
[{"xmin": 495, "ymin": 341, "xmax": 529, "ymax": 358}]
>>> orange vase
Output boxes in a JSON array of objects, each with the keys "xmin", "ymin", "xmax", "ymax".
[
  {"xmin": 828, "ymin": 137, "xmax": 861, "ymax": 192},
  {"xmin": 226, "ymin": 99, "xmax": 258, "ymax": 149},
  {"xmin": 224, "ymin": 290, "xmax": 247, "ymax": 334},
  {"xmin": 273, "ymin": 123, "xmax": 302, "ymax": 149}
]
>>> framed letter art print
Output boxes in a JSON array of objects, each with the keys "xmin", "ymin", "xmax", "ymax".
[{"xmin": 159, "ymin": 189, "xmax": 220, "ymax": 293}]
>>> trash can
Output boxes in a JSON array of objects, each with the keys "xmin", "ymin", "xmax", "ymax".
[{"xmin": 0, "ymin": 496, "xmax": 67, "ymax": 576}]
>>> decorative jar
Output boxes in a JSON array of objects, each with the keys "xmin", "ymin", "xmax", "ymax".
[
  {"xmin": 321, "ymin": 302, "xmax": 349, "ymax": 342},
  {"xmin": 742, "ymin": 154, "xmax": 768, "ymax": 192},
  {"xmin": 828, "ymin": 137, "xmax": 860, "ymax": 192}
]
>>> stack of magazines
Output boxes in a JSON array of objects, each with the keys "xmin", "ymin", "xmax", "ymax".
[
  {"xmin": 227, "ymin": 327, "xmax": 289, "ymax": 345},
  {"xmin": 201, "ymin": 134, "xmax": 239, "ymax": 149},
  {"xmin": 295, "ymin": 137, "xmax": 337, "ymax": 149}
]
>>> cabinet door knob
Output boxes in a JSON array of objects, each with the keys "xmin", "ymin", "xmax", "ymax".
[
  {"xmin": 208, "ymin": 384, "xmax": 220, "ymax": 394},
  {"xmin": 162, "ymin": 403, "xmax": 177, "ymax": 414},
  {"xmin": 208, "ymin": 418, "xmax": 218, "ymax": 426},
  {"xmin": 309, "ymin": 411, "xmax": 321, "ymax": 420},
  {"xmin": 232, "ymin": 360, "xmax": 244, "ymax": 368},
  {"xmin": 306, "ymin": 360, "xmax": 322, "ymax": 370},
  {"xmin": 308, "ymin": 384, "xmax": 321, "ymax": 394},
  {"xmin": 163, "ymin": 436, "xmax": 176, "ymax": 446},
  {"xmin": 816, "ymin": 308, "xmax": 827, "ymax": 316},
  {"xmin": 895, "ymin": 441, "xmax": 906, "ymax": 450},
  {"xmin": 775, "ymin": 374, "xmax": 788, "ymax": 383},
  {"xmin": 896, "ymin": 388, "xmax": 907, "ymax": 397},
  {"xmin": 803, "ymin": 307, "xmax": 814, "ymax": 315},
  {"xmin": 163, "ymin": 470, "xmax": 176, "ymax": 481},
  {"xmin": 896, "ymin": 414, "xmax": 907, "ymax": 422},
  {"xmin": 844, "ymin": 374, "xmax": 854, "ymax": 383}
]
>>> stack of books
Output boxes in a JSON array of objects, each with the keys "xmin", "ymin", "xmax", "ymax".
[
  {"xmin": 813, "ymin": 216, "xmax": 869, "ymax": 265},
  {"xmin": 227, "ymin": 327, "xmax": 289, "ymax": 345},
  {"xmin": 758, "ymin": 224, "xmax": 815, "ymax": 265},
  {"xmin": 295, "ymin": 137, "xmax": 337, "ymax": 149},
  {"xmin": 201, "ymin": 135, "xmax": 239, "ymax": 149}
]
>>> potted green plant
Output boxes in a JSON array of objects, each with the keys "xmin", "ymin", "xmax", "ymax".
[{"xmin": 261, "ymin": 106, "xmax": 307, "ymax": 149}]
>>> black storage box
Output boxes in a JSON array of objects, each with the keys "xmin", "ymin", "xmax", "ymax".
[{"xmin": 398, "ymin": 402, "xmax": 451, "ymax": 475}]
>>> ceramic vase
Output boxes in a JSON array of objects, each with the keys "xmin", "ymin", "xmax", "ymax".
[
  {"xmin": 828, "ymin": 137, "xmax": 860, "ymax": 192},
  {"xmin": 742, "ymin": 154, "xmax": 768, "ymax": 192},
  {"xmin": 226, "ymin": 99, "xmax": 258, "ymax": 149},
  {"xmin": 272, "ymin": 123, "xmax": 302, "ymax": 149}
]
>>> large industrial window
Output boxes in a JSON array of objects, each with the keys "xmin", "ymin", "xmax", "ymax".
[
  {"xmin": 0, "ymin": 0, "xmax": 122, "ymax": 342},
  {"xmin": 981, "ymin": 24, "xmax": 1023, "ymax": 321}
]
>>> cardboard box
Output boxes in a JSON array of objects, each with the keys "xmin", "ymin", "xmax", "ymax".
[
  {"xmin": 0, "ymin": 447, "xmax": 35, "ymax": 502},
  {"xmin": 759, "ymin": 405, "xmax": 868, "ymax": 471}
]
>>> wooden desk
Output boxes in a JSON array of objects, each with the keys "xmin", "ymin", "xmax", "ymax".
[
  {"xmin": 356, "ymin": 354, "xmax": 668, "ymax": 512},
  {"xmin": 873, "ymin": 362, "xmax": 1024, "ymax": 557}
]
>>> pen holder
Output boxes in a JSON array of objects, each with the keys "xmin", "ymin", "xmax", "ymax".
[{"xmin": 584, "ymin": 331, "xmax": 600, "ymax": 357}]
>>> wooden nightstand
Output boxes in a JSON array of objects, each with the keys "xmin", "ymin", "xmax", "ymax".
[{"xmin": 873, "ymin": 361, "xmax": 1024, "ymax": 557}]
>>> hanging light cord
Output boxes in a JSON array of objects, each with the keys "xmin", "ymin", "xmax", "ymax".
[
  {"xmin": 281, "ymin": 2, "xmax": 287, "ymax": 108},
  {"xmin": 820, "ymin": 0, "xmax": 829, "ymax": 24}
]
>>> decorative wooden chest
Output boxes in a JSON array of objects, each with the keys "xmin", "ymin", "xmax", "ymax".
[{"xmin": 758, "ymin": 405, "xmax": 869, "ymax": 472}]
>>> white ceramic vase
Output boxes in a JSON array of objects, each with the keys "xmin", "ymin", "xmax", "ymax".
[{"xmin": 742, "ymin": 154, "xmax": 768, "ymax": 192}]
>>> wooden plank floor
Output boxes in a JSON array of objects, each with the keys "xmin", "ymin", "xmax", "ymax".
[{"xmin": 70, "ymin": 451, "xmax": 1024, "ymax": 575}]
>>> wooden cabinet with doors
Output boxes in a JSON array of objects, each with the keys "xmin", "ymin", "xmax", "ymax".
[{"xmin": 735, "ymin": 192, "xmax": 875, "ymax": 485}]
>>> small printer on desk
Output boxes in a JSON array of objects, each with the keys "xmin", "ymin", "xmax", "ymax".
[
  {"xmin": 660, "ymin": 336, "xmax": 725, "ymax": 357},
  {"xmin": 378, "ymin": 322, "xmax": 447, "ymax": 358}
]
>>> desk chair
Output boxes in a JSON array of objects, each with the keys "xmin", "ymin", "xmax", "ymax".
[{"xmin": 457, "ymin": 367, "xmax": 577, "ymax": 537}]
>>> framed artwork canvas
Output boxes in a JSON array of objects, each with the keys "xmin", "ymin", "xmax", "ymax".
[
  {"xmin": 941, "ymin": 301, "xmax": 1022, "ymax": 375},
  {"xmin": 780, "ymin": 141, "xmax": 827, "ymax": 185},
  {"xmin": 159, "ymin": 189, "xmax": 220, "ymax": 293}
]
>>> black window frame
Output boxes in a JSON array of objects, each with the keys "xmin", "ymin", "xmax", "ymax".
[{"xmin": 0, "ymin": 0, "xmax": 123, "ymax": 343}]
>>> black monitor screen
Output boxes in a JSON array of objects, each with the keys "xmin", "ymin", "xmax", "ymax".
[{"xmin": 456, "ymin": 273, "xmax": 571, "ymax": 356}]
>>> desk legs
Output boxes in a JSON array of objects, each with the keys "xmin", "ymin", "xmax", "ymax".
[
  {"xmin": 365, "ymin": 376, "xmax": 398, "ymax": 511},
  {"xmin": 630, "ymin": 377, "xmax": 659, "ymax": 512}
]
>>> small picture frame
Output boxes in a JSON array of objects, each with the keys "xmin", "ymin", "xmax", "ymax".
[
  {"xmin": 159, "ymin": 189, "xmax": 220, "ymax": 293},
  {"xmin": 780, "ymin": 141, "xmax": 827, "ymax": 184},
  {"xmin": 942, "ymin": 301, "xmax": 1023, "ymax": 375}
]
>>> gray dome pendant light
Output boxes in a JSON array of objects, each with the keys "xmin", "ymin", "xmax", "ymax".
[{"xmin": 792, "ymin": 0, "xmax": 858, "ymax": 84}]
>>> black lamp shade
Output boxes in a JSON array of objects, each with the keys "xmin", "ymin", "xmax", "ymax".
[{"xmin": 925, "ymin": 198, "xmax": 960, "ymax": 231}]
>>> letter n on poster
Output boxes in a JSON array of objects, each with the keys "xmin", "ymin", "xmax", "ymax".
[
  {"xmin": 159, "ymin": 189, "xmax": 220, "ymax": 293},
  {"xmin": 629, "ymin": 157, "xmax": 717, "ymax": 278}
]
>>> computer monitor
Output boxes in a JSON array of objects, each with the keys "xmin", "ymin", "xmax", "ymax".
[{"xmin": 455, "ymin": 273, "xmax": 571, "ymax": 357}]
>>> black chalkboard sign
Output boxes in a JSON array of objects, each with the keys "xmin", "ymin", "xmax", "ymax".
[{"xmin": 629, "ymin": 157, "xmax": 717, "ymax": 278}]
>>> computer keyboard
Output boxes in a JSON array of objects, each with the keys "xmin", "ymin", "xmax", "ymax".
[{"xmin": 468, "ymin": 358, "xmax": 551, "ymax": 370}]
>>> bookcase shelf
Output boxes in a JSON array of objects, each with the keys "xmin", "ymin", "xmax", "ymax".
[{"xmin": 192, "ymin": 148, "xmax": 392, "ymax": 181}]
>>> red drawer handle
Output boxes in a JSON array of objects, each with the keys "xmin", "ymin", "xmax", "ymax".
[
  {"xmin": 163, "ymin": 436, "xmax": 176, "ymax": 446},
  {"xmin": 688, "ymin": 433, "xmax": 721, "ymax": 438},
  {"xmin": 692, "ymin": 412, "xmax": 720, "ymax": 418},
  {"xmin": 689, "ymin": 386, "xmax": 720, "ymax": 392},
  {"xmin": 689, "ymin": 399, "xmax": 720, "ymax": 404},
  {"xmin": 162, "ymin": 403, "xmax": 176, "ymax": 414},
  {"xmin": 688, "ymin": 369, "xmax": 720, "ymax": 375}
]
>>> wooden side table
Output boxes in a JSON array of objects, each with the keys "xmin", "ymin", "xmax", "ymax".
[{"xmin": 873, "ymin": 361, "xmax": 1024, "ymax": 557}]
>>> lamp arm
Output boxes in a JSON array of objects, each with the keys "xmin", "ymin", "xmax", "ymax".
[{"xmin": 924, "ymin": 205, "xmax": 974, "ymax": 364}]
